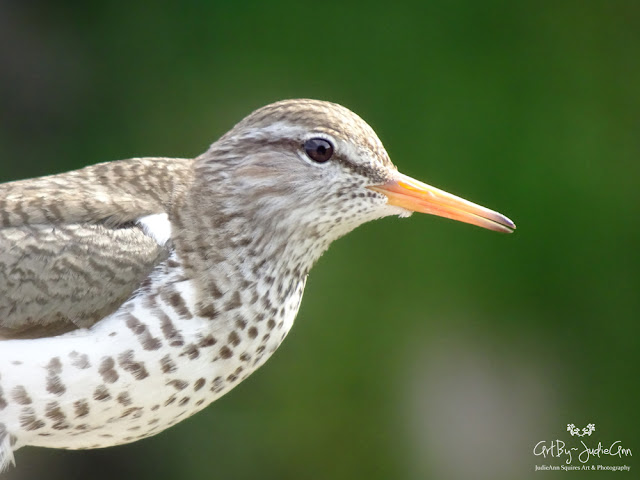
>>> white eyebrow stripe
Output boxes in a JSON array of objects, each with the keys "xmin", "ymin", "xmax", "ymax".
[{"xmin": 237, "ymin": 122, "xmax": 308, "ymax": 141}]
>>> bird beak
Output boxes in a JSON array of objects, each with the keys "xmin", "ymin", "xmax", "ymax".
[{"xmin": 368, "ymin": 172, "xmax": 516, "ymax": 233}]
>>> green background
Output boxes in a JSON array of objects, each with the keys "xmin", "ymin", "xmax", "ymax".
[{"xmin": 1, "ymin": 2, "xmax": 638, "ymax": 479}]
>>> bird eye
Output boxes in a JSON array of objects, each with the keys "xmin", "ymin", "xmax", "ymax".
[{"xmin": 304, "ymin": 138, "xmax": 334, "ymax": 163}]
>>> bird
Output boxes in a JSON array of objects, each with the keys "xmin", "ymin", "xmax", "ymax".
[{"xmin": 0, "ymin": 99, "xmax": 515, "ymax": 470}]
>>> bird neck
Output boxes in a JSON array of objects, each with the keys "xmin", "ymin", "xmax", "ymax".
[{"xmin": 170, "ymin": 171, "xmax": 334, "ymax": 314}]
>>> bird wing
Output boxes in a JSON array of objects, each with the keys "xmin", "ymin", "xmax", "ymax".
[
  {"xmin": 0, "ymin": 157, "xmax": 194, "ymax": 339},
  {"xmin": 0, "ymin": 223, "xmax": 167, "ymax": 339}
]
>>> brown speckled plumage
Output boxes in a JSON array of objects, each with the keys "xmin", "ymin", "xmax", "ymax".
[
  {"xmin": 0, "ymin": 99, "xmax": 514, "ymax": 472},
  {"xmin": 0, "ymin": 157, "xmax": 193, "ymax": 228},
  {"xmin": 0, "ymin": 158, "xmax": 193, "ymax": 338}
]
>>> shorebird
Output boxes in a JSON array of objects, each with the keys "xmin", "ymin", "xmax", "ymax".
[{"xmin": 0, "ymin": 99, "xmax": 515, "ymax": 470}]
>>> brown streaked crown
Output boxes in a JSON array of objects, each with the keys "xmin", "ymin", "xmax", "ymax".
[{"xmin": 214, "ymin": 99, "xmax": 395, "ymax": 170}]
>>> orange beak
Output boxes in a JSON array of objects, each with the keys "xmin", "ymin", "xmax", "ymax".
[{"xmin": 368, "ymin": 172, "xmax": 516, "ymax": 233}]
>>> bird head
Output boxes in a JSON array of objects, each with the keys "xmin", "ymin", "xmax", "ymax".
[{"xmin": 193, "ymin": 99, "xmax": 514, "ymax": 260}]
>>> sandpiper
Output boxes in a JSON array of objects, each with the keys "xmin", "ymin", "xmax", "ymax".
[{"xmin": 0, "ymin": 99, "xmax": 515, "ymax": 470}]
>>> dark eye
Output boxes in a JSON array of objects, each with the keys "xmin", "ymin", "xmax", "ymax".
[{"xmin": 304, "ymin": 138, "xmax": 334, "ymax": 163}]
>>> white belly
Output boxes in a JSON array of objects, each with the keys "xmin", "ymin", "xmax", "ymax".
[{"xmin": 0, "ymin": 258, "xmax": 304, "ymax": 456}]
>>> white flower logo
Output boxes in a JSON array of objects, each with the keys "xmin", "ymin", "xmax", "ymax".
[{"xmin": 567, "ymin": 423, "xmax": 596, "ymax": 437}]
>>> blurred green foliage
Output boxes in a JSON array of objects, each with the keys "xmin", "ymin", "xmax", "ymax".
[{"xmin": 1, "ymin": 1, "xmax": 638, "ymax": 479}]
